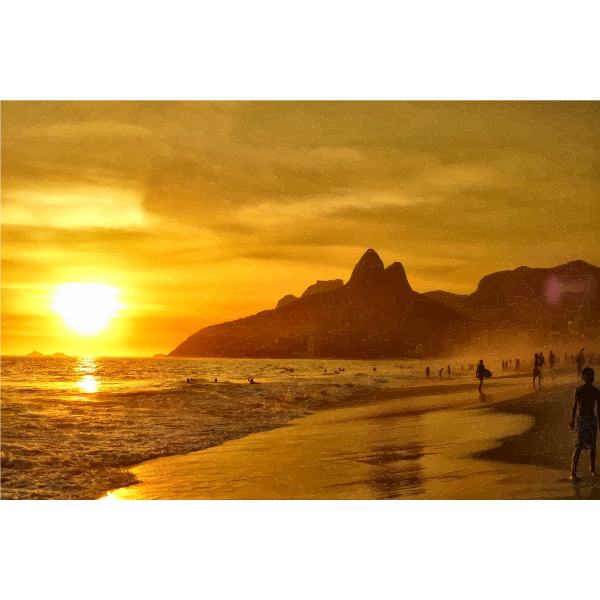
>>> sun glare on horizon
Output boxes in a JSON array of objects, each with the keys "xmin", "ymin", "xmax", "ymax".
[{"xmin": 52, "ymin": 283, "xmax": 123, "ymax": 334}]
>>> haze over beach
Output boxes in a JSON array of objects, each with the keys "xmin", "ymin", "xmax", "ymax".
[{"xmin": 2, "ymin": 101, "xmax": 600, "ymax": 501}]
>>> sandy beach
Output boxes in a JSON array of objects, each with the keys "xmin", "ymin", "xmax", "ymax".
[{"xmin": 101, "ymin": 365, "xmax": 600, "ymax": 500}]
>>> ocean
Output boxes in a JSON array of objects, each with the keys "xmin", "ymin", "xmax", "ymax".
[{"xmin": 1, "ymin": 356, "xmax": 474, "ymax": 500}]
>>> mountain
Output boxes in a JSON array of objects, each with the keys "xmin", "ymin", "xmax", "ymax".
[
  {"xmin": 422, "ymin": 290, "xmax": 467, "ymax": 308},
  {"xmin": 51, "ymin": 353, "xmax": 69, "ymax": 358},
  {"xmin": 169, "ymin": 249, "xmax": 485, "ymax": 359},
  {"xmin": 424, "ymin": 260, "xmax": 600, "ymax": 337},
  {"xmin": 300, "ymin": 279, "xmax": 344, "ymax": 298},
  {"xmin": 276, "ymin": 294, "xmax": 298, "ymax": 309},
  {"xmin": 25, "ymin": 351, "xmax": 45, "ymax": 357},
  {"xmin": 276, "ymin": 279, "xmax": 344, "ymax": 309}
]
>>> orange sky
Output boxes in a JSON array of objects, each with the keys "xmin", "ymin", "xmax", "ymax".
[{"xmin": 2, "ymin": 101, "xmax": 599, "ymax": 356}]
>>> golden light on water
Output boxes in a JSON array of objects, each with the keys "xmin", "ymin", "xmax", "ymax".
[
  {"xmin": 78, "ymin": 374, "xmax": 98, "ymax": 393},
  {"xmin": 52, "ymin": 284, "xmax": 123, "ymax": 334}
]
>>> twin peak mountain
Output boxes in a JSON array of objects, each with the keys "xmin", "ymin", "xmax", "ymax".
[
  {"xmin": 170, "ymin": 249, "xmax": 600, "ymax": 359},
  {"xmin": 169, "ymin": 250, "xmax": 479, "ymax": 358}
]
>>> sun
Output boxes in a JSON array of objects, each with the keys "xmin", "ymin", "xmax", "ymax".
[{"xmin": 52, "ymin": 283, "xmax": 123, "ymax": 334}]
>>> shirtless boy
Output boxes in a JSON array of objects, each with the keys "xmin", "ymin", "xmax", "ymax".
[{"xmin": 569, "ymin": 367, "xmax": 600, "ymax": 481}]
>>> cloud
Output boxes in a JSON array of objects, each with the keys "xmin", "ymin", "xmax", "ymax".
[
  {"xmin": 2, "ymin": 101, "xmax": 600, "ymax": 354},
  {"xmin": 19, "ymin": 122, "xmax": 156, "ymax": 139}
]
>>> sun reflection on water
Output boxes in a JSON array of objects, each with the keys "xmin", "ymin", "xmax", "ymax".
[
  {"xmin": 75, "ymin": 357, "xmax": 99, "ymax": 394},
  {"xmin": 78, "ymin": 374, "xmax": 98, "ymax": 393}
]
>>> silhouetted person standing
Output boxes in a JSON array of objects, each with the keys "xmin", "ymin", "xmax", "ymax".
[
  {"xmin": 476, "ymin": 360, "xmax": 485, "ymax": 393},
  {"xmin": 439, "ymin": 368, "xmax": 443, "ymax": 379},
  {"xmin": 425, "ymin": 366, "xmax": 430, "ymax": 378},
  {"xmin": 569, "ymin": 367, "xmax": 600, "ymax": 481},
  {"xmin": 549, "ymin": 350, "xmax": 556, "ymax": 374},
  {"xmin": 532, "ymin": 354, "xmax": 542, "ymax": 387},
  {"xmin": 576, "ymin": 349, "xmax": 586, "ymax": 379}
]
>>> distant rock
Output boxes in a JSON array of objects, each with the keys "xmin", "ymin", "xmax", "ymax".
[
  {"xmin": 24, "ymin": 351, "xmax": 45, "ymax": 357},
  {"xmin": 51, "ymin": 353, "xmax": 69, "ymax": 358},
  {"xmin": 169, "ymin": 249, "xmax": 484, "ymax": 359},
  {"xmin": 277, "ymin": 294, "xmax": 299, "ymax": 309},
  {"xmin": 152, "ymin": 354, "xmax": 168, "ymax": 358},
  {"xmin": 300, "ymin": 279, "xmax": 344, "ymax": 298}
]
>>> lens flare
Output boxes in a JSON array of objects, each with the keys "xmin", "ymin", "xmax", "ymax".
[{"xmin": 52, "ymin": 283, "xmax": 123, "ymax": 334}]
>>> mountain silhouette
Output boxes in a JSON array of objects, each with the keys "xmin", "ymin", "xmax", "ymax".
[
  {"xmin": 169, "ymin": 249, "xmax": 484, "ymax": 359},
  {"xmin": 276, "ymin": 294, "xmax": 299, "ymax": 309},
  {"xmin": 421, "ymin": 290, "xmax": 466, "ymax": 308},
  {"xmin": 300, "ymin": 279, "xmax": 343, "ymax": 298},
  {"xmin": 423, "ymin": 260, "xmax": 600, "ymax": 337},
  {"xmin": 276, "ymin": 279, "xmax": 344, "ymax": 309}
]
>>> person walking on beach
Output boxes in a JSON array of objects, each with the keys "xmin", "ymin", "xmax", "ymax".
[
  {"xmin": 569, "ymin": 367, "xmax": 600, "ymax": 481},
  {"xmin": 576, "ymin": 349, "xmax": 586, "ymax": 379},
  {"xmin": 539, "ymin": 352, "xmax": 546, "ymax": 372},
  {"xmin": 476, "ymin": 360, "xmax": 486, "ymax": 393},
  {"xmin": 425, "ymin": 366, "xmax": 430, "ymax": 378},
  {"xmin": 533, "ymin": 354, "xmax": 542, "ymax": 387},
  {"xmin": 447, "ymin": 365, "xmax": 451, "ymax": 378},
  {"xmin": 439, "ymin": 367, "xmax": 443, "ymax": 379}
]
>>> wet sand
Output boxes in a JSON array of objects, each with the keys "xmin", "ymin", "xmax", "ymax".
[{"xmin": 103, "ymin": 367, "xmax": 600, "ymax": 500}]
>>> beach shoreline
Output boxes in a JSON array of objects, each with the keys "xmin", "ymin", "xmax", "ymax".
[{"xmin": 103, "ymin": 365, "xmax": 598, "ymax": 500}]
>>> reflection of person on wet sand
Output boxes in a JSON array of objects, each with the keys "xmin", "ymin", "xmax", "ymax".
[
  {"xmin": 569, "ymin": 367, "xmax": 600, "ymax": 481},
  {"xmin": 476, "ymin": 360, "xmax": 485, "ymax": 393},
  {"xmin": 533, "ymin": 354, "xmax": 542, "ymax": 387},
  {"xmin": 447, "ymin": 365, "xmax": 451, "ymax": 379}
]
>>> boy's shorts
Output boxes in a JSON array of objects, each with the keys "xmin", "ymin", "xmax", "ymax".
[{"xmin": 575, "ymin": 415, "xmax": 598, "ymax": 450}]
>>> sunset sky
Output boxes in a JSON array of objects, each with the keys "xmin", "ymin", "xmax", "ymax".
[{"xmin": 2, "ymin": 101, "xmax": 599, "ymax": 356}]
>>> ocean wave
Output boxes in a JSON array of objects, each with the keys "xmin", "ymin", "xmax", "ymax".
[{"xmin": 1, "ymin": 356, "xmax": 437, "ymax": 499}]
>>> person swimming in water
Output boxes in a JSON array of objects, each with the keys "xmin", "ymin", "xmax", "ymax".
[
  {"xmin": 214, "ymin": 378, "xmax": 218, "ymax": 383},
  {"xmin": 248, "ymin": 378, "xmax": 260, "ymax": 384}
]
